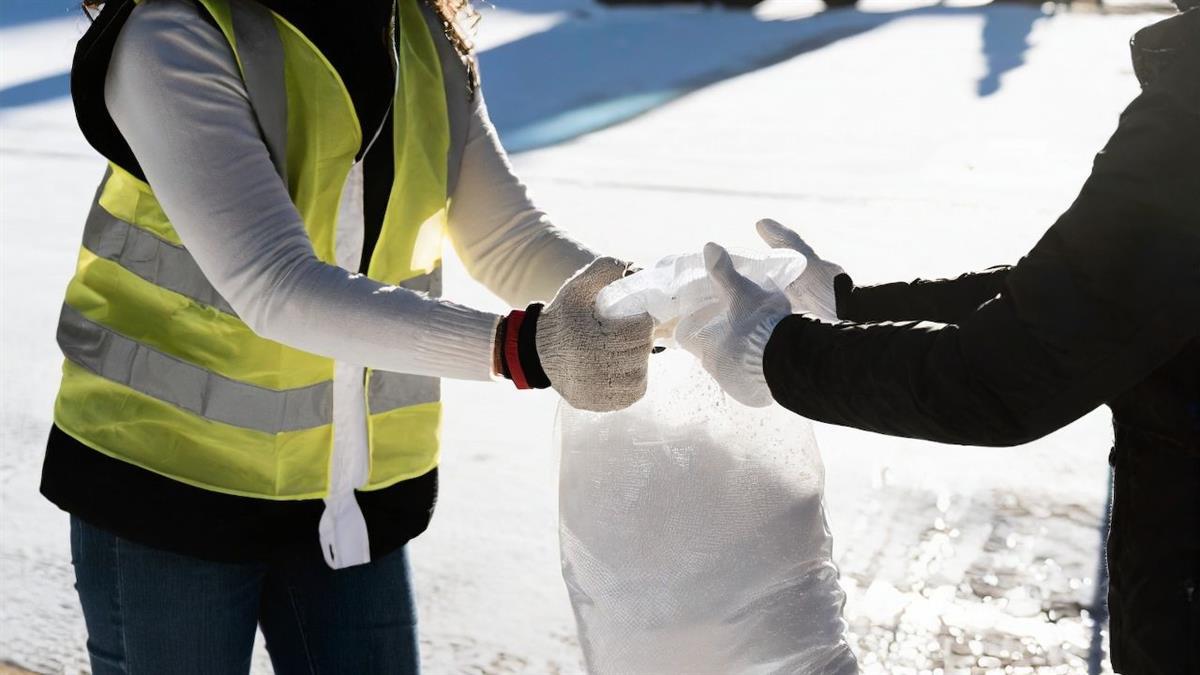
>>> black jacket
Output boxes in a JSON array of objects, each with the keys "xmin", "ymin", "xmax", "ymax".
[{"xmin": 763, "ymin": 10, "xmax": 1199, "ymax": 674}]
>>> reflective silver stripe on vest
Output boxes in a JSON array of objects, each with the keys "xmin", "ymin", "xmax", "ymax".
[
  {"xmin": 231, "ymin": 0, "xmax": 288, "ymax": 181},
  {"xmin": 58, "ymin": 304, "xmax": 332, "ymax": 433},
  {"xmin": 82, "ymin": 200, "xmax": 238, "ymax": 315},
  {"xmin": 367, "ymin": 370, "xmax": 440, "ymax": 415}
]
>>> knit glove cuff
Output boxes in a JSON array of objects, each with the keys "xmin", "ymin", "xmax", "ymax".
[{"xmin": 496, "ymin": 304, "xmax": 552, "ymax": 390}]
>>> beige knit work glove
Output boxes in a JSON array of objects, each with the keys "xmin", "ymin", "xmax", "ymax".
[{"xmin": 537, "ymin": 258, "xmax": 655, "ymax": 412}]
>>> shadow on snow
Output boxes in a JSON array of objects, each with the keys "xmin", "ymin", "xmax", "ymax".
[
  {"xmin": 0, "ymin": 0, "xmax": 79, "ymax": 28},
  {"xmin": 481, "ymin": 2, "xmax": 1047, "ymax": 152},
  {"xmin": 0, "ymin": 2, "xmax": 1046, "ymax": 151}
]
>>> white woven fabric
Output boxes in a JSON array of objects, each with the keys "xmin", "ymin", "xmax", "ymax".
[
  {"xmin": 560, "ymin": 241, "xmax": 854, "ymax": 673},
  {"xmin": 597, "ymin": 246, "xmax": 806, "ymax": 342},
  {"xmin": 557, "ymin": 350, "xmax": 857, "ymax": 675}
]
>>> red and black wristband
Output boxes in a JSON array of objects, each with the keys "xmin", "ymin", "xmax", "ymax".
[{"xmin": 498, "ymin": 303, "xmax": 551, "ymax": 390}]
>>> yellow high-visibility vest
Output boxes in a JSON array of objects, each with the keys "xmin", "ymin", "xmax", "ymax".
[{"xmin": 54, "ymin": 0, "xmax": 454, "ymax": 502}]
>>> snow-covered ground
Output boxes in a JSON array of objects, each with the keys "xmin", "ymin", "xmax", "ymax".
[{"xmin": 0, "ymin": 0, "xmax": 1176, "ymax": 672}]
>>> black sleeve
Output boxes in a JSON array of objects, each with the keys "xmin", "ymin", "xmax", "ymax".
[
  {"xmin": 835, "ymin": 266, "xmax": 1012, "ymax": 325},
  {"xmin": 763, "ymin": 87, "xmax": 1200, "ymax": 447}
]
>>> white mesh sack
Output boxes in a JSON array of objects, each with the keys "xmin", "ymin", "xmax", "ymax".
[
  {"xmin": 557, "ymin": 253, "xmax": 858, "ymax": 675},
  {"xmin": 596, "ymin": 249, "xmax": 809, "ymax": 346}
]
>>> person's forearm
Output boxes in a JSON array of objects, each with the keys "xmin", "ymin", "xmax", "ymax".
[
  {"xmin": 835, "ymin": 266, "xmax": 1011, "ymax": 324},
  {"xmin": 765, "ymin": 285, "xmax": 1194, "ymax": 447},
  {"xmin": 763, "ymin": 306, "xmax": 1082, "ymax": 447},
  {"xmin": 105, "ymin": 0, "xmax": 499, "ymax": 380},
  {"xmin": 233, "ymin": 246, "xmax": 501, "ymax": 379},
  {"xmin": 446, "ymin": 92, "xmax": 598, "ymax": 307},
  {"xmin": 763, "ymin": 310, "xmax": 1040, "ymax": 446}
]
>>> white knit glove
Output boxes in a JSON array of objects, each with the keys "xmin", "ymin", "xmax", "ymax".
[
  {"xmin": 756, "ymin": 218, "xmax": 844, "ymax": 320},
  {"xmin": 537, "ymin": 258, "xmax": 655, "ymax": 412},
  {"xmin": 676, "ymin": 243, "xmax": 792, "ymax": 408}
]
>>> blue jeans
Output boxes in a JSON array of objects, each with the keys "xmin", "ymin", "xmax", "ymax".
[{"xmin": 70, "ymin": 516, "xmax": 420, "ymax": 674}]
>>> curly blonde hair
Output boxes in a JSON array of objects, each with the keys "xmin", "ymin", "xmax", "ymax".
[
  {"xmin": 427, "ymin": 0, "xmax": 480, "ymax": 90},
  {"xmin": 428, "ymin": 0, "xmax": 478, "ymax": 57}
]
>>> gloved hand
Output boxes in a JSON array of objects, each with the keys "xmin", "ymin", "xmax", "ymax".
[
  {"xmin": 756, "ymin": 218, "xmax": 844, "ymax": 320},
  {"xmin": 505, "ymin": 257, "xmax": 653, "ymax": 412},
  {"xmin": 675, "ymin": 243, "xmax": 792, "ymax": 408}
]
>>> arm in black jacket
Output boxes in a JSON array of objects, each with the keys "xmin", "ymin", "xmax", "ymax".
[
  {"xmin": 834, "ymin": 266, "xmax": 1011, "ymax": 325},
  {"xmin": 763, "ymin": 84, "xmax": 1200, "ymax": 447}
]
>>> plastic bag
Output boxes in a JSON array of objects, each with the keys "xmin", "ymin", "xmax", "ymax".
[
  {"xmin": 596, "ymin": 249, "xmax": 807, "ymax": 346},
  {"xmin": 556, "ymin": 349, "xmax": 857, "ymax": 674}
]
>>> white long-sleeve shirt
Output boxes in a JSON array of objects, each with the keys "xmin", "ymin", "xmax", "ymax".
[{"xmin": 105, "ymin": 0, "xmax": 598, "ymax": 382}]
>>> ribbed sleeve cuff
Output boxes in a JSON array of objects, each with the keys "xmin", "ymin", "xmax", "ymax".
[{"xmin": 412, "ymin": 303, "xmax": 501, "ymax": 381}]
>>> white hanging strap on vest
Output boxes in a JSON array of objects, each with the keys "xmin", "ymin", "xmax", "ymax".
[
  {"xmin": 229, "ymin": 1, "xmax": 374, "ymax": 568},
  {"xmin": 323, "ymin": 163, "xmax": 374, "ymax": 569},
  {"xmin": 213, "ymin": 1, "xmax": 465, "ymax": 569}
]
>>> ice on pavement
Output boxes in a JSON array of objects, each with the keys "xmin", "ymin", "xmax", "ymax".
[
  {"xmin": 558, "ymin": 350, "xmax": 856, "ymax": 674},
  {"xmin": 2, "ymin": 0, "xmax": 1168, "ymax": 672}
]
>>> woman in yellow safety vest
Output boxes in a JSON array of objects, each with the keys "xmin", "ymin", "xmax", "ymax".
[{"xmin": 44, "ymin": 0, "xmax": 654, "ymax": 671}]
